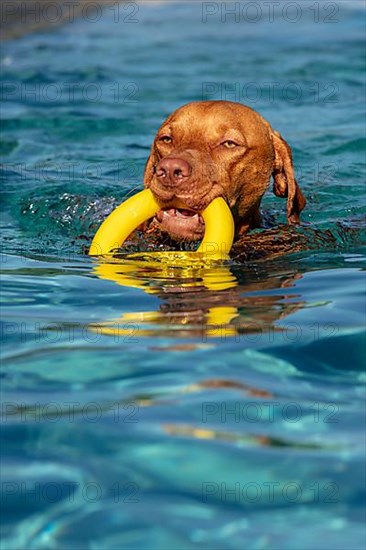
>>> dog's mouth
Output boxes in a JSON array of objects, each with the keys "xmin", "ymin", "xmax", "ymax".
[{"xmin": 153, "ymin": 207, "xmax": 205, "ymax": 241}]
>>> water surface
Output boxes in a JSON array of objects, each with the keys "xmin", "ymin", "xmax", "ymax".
[{"xmin": 1, "ymin": 2, "xmax": 365, "ymax": 548}]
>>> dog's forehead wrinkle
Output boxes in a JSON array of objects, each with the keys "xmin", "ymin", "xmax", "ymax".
[
  {"xmin": 158, "ymin": 124, "xmax": 172, "ymax": 135},
  {"xmin": 174, "ymin": 124, "xmax": 243, "ymax": 148},
  {"xmin": 186, "ymin": 100, "xmax": 257, "ymax": 120},
  {"xmin": 164, "ymin": 104, "xmax": 260, "ymax": 144}
]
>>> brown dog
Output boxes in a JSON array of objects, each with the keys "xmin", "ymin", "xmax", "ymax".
[{"xmin": 144, "ymin": 100, "xmax": 306, "ymax": 242}]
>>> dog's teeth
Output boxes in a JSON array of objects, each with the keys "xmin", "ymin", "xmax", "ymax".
[
  {"xmin": 161, "ymin": 208, "xmax": 201, "ymax": 221},
  {"xmin": 163, "ymin": 209, "xmax": 177, "ymax": 217},
  {"xmin": 176, "ymin": 210, "xmax": 198, "ymax": 218}
]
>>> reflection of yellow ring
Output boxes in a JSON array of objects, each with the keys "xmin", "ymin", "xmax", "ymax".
[
  {"xmin": 88, "ymin": 189, "xmax": 234, "ymax": 260},
  {"xmin": 91, "ymin": 259, "xmax": 239, "ymax": 339},
  {"xmin": 94, "ymin": 261, "xmax": 237, "ymax": 292}
]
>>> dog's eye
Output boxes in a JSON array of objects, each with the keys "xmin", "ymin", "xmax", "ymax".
[
  {"xmin": 159, "ymin": 135, "xmax": 172, "ymax": 144},
  {"xmin": 222, "ymin": 140, "xmax": 238, "ymax": 149}
]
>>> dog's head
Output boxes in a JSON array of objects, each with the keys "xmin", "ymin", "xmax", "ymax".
[{"xmin": 144, "ymin": 101, "xmax": 305, "ymax": 241}]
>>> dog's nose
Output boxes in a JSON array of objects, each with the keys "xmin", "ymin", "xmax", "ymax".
[{"xmin": 156, "ymin": 157, "xmax": 191, "ymax": 185}]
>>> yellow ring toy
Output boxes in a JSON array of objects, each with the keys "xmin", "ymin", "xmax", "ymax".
[{"xmin": 88, "ymin": 189, "xmax": 234, "ymax": 261}]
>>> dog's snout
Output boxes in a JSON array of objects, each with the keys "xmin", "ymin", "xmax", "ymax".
[{"xmin": 156, "ymin": 157, "xmax": 191, "ymax": 185}]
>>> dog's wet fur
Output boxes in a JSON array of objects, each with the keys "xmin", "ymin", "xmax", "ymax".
[{"xmin": 143, "ymin": 100, "xmax": 306, "ymax": 248}]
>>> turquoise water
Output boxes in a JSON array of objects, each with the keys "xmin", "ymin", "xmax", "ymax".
[{"xmin": 1, "ymin": 2, "xmax": 365, "ymax": 548}]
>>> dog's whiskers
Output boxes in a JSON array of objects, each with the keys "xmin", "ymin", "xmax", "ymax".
[{"xmin": 124, "ymin": 184, "xmax": 144, "ymax": 199}]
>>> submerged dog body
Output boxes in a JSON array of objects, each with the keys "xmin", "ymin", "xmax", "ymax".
[{"xmin": 144, "ymin": 100, "xmax": 306, "ymax": 242}]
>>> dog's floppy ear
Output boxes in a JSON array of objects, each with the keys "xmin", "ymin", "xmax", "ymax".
[{"xmin": 271, "ymin": 130, "xmax": 306, "ymax": 224}]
